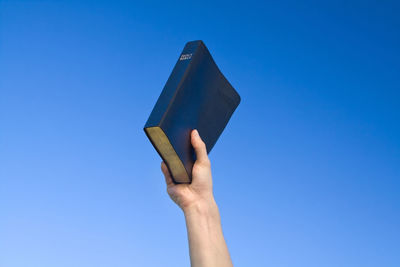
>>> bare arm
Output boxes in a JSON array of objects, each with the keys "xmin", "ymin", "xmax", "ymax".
[{"xmin": 161, "ymin": 129, "xmax": 233, "ymax": 267}]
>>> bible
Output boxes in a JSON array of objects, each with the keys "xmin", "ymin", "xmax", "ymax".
[{"xmin": 143, "ymin": 40, "xmax": 241, "ymax": 183}]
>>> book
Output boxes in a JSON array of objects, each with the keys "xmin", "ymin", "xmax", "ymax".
[{"xmin": 143, "ymin": 40, "xmax": 241, "ymax": 183}]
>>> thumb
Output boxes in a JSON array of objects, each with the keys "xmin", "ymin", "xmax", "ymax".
[{"xmin": 191, "ymin": 129, "xmax": 210, "ymax": 166}]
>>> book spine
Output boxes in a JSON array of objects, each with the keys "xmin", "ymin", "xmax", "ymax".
[{"xmin": 144, "ymin": 41, "xmax": 201, "ymax": 128}]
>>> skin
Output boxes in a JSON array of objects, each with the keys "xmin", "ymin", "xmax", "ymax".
[{"xmin": 161, "ymin": 129, "xmax": 233, "ymax": 267}]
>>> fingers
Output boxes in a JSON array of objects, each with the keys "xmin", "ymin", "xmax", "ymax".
[
  {"xmin": 191, "ymin": 129, "xmax": 210, "ymax": 166},
  {"xmin": 161, "ymin": 161, "xmax": 174, "ymax": 186}
]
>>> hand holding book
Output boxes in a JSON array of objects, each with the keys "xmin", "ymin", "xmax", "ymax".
[
  {"xmin": 161, "ymin": 129, "xmax": 233, "ymax": 267},
  {"xmin": 161, "ymin": 129, "xmax": 213, "ymax": 211}
]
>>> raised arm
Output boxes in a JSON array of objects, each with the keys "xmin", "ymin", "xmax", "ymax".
[{"xmin": 161, "ymin": 129, "xmax": 233, "ymax": 267}]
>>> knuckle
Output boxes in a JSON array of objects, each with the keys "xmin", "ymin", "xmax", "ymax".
[
  {"xmin": 194, "ymin": 141, "xmax": 207, "ymax": 152},
  {"xmin": 200, "ymin": 158, "xmax": 211, "ymax": 167},
  {"xmin": 198, "ymin": 141, "xmax": 207, "ymax": 151},
  {"xmin": 201, "ymin": 141, "xmax": 207, "ymax": 149}
]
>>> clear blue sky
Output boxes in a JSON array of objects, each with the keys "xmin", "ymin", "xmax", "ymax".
[{"xmin": 1, "ymin": 1, "xmax": 399, "ymax": 266}]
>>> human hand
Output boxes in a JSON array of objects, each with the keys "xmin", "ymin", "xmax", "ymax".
[
  {"xmin": 161, "ymin": 129, "xmax": 215, "ymax": 212},
  {"xmin": 161, "ymin": 129, "xmax": 233, "ymax": 267}
]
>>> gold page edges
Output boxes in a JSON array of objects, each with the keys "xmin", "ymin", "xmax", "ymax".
[{"xmin": 145, "ymin": 126, "xmax": 189, "ymax": 183}]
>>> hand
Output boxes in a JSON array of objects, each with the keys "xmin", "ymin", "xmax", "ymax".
[
  {"xmin": 161, "ymin": 129, "xmax": 214, "ymax": 212},
  {"xmin": 161, "ymin": 129, "xmax": 233, "ymax": 267}
]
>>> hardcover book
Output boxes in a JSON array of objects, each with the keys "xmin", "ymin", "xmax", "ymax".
[{"xmin": 143, "ymin": 40, "xmax": 241, "ymax": 183}]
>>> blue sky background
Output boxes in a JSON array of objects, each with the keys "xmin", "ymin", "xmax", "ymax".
[{"xmin": 1, "ymin": 1, "xmax": 399, "ymax": 266}]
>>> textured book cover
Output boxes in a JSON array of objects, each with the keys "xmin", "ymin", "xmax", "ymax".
[{"xmin": 144, "ymin": 40, "xmax": 241, "ymax": 183}]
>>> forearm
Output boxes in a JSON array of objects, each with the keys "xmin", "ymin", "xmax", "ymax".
[{"xmin": 183, "ymin": 197, "xmax": 233, "ymax": 267}]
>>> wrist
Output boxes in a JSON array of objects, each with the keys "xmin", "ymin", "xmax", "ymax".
[{"xmin": 182, "ymin": 196, "xmax": 219, "ymax": 219}]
